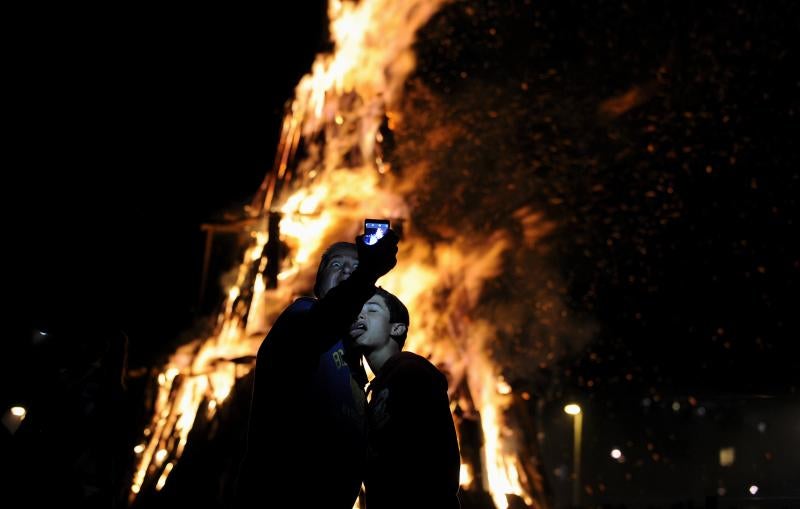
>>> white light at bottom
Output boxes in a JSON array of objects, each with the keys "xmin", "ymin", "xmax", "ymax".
[
  {"xmin": 610, "ymin": 448, "xmax": 622, "ymax": 459},
  {"xmin": 748, "ymin": 485, "xmax": 759, "ymax": 496}
]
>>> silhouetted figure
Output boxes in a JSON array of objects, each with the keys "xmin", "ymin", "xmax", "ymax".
[
  {"xmin": 235, "ymin": 230, "xmax": 399, "ymax": 508},
  {"xmin": 350, "ymin": 288, "xmax": 461, "ymax": 509}
]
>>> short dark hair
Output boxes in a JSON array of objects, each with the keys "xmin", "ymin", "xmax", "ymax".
[
  {"xmin": 374, "ymin": 287, "xmax": 409, "ymax": 348},
  {"xmin": 313, "ymin": 242, "xmax": 357, "ymax": 297}
]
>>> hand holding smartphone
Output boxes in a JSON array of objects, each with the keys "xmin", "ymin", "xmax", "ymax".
[
  {"xmin": 357, "ymin": 218, "xmax": 397, "ymax": 280},
  {"xmin": 363, "ymin": 219, "xmax": 390, "ymax": 246}
]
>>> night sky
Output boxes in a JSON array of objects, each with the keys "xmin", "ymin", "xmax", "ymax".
[
  {"xmin": 3, "ymin": 1, "xmax": 799, "ymax": 505},
  {"xmin": 396, "ymin": 0, "xmax": 799, "ymax": 397},
  {"xmin": 4, "ymin": 4, "xmax": 328, "ymax": 371}
]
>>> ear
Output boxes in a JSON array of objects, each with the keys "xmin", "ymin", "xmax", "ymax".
[{"xmin": 390, "ymin": 323, "xmax": 407, "ymax": 338}]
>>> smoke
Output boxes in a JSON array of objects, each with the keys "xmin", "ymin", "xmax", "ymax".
[{"xmin": 388, "ymin": 72, "xmax": 597, "ymax": 385}]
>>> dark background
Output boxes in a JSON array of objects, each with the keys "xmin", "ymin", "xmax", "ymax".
[
  {"xmin": 5, "ymin": 0, "xmax": 797, "ymax": 407},
  {"xmin": 2, "ymin": 1, "xmax": 799, "ymax": 506},
  {"xmin": 3, "ymin": 3, "xmax": 329, "ymax": 371}
]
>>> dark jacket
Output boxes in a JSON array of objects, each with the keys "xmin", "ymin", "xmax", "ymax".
[
  {"xmin": 365, "ymin": 351, "xmax": 460, "ymax": 509},
  {"xmin": 236, "ymin": 270, "xmax": 376, "ymax": 508}
]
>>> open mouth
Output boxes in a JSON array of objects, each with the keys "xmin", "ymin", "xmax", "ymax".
[{"xmin": 349, "ymin": 321, "xmax": 367, "ymax": 337}]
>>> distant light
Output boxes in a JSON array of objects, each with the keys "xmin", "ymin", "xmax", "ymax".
[
  {"xmin": 749, "ymin": 485, "xmax": 759, "ymax": 496},
  {"xmin": 133, "ymin": 444, "xmax": 145, "ymax": 454},
  {"xmin": 32, "ymin": 330, "xmax": 49, "ymax": 345},
  {"xmin": 717, "ymin": 487, "xmax": 727, "ymax": 496},
  {"xmin": 696, "ymin": 406, "xmax": 706, "ymax": 416},
  {"xmin": 564, "ymin": 403, "xmax": 581, "ymax": 415},
  {"xmin": 610, "ymin": 448, "xmax": 622, "ymax": 459},
  {"xmin": 757, "ymin": 421, "xmax": 767, "ymax": 433},
  {"xmin": 719, "ymin": 447, "xmax": 735, "ymax": 467},
  {"xmin": 642, "ymin": 398, "xmax": 652, "ymax": 407},
  {"xmin": 3, "ymin": 406, "xmax": 27, "ymax": 435},
  {"xmin": 672, "ymin": 401, "xmax": 681, "ymax": 412}
]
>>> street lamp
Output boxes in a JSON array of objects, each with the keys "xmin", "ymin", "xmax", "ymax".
[{"xmin": 564, "ymin": 403, "xmax": 583, "ymax": 508}]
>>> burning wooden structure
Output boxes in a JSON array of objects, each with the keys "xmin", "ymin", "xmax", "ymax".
[{"xmin": 127, "ymin": 1, "xmax": 562, "ymax": 508}]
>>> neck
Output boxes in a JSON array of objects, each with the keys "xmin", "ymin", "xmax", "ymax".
[{"xmin": 365, "ymin": 343, "xmax": 400, "ymax": 375}]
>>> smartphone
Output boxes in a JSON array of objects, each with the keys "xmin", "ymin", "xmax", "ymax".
[{"xmin": 364, "ymin": 219, "xmax": 390, "ymax": 246}]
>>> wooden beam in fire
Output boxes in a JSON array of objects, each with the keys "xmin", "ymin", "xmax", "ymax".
[{"xmin": 198, "ymin": 218, "xmax": 260, "ymax": 309}]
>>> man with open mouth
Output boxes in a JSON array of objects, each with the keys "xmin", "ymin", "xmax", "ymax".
[{"xmin": 350, "ymin": 287, "xmax": 461, "ymax": 509}]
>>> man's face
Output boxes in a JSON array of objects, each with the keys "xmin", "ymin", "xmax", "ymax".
[
  {"xmin": 317, "ymin": 245, "xmax": 358, "ymax": 298},
  {"xmin": 349, "ymin": 294, "xmax": 393, "ymax": 350}
]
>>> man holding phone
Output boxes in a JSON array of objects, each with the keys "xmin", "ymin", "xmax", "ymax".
[{"xmin": 235, "ymin": 221, "xmax": 399, "ymax": 509}]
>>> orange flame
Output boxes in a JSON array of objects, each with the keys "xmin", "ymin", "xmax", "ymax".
[{"xmin": 129, "ymin": 2, "xmax": 548, "ymax": 508}]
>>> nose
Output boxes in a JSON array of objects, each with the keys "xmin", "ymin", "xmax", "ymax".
[
  {"xmin": 342, "ymin": 264, "xmax": 354, "ymax": 276},
  {"xmin": 358, "ymin": 309, "xmax": 366, "ymax": 320}
]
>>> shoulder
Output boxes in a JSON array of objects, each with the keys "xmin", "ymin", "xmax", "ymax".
[
  {"xmin": 389, "ymin": 352, "xmax": 448, "ymax": 390},
  {"xmin": 395, "ymin": 351, "xmax": 432, "ymax": 367},
  {"xmin": 270, "ymin": 297, "xmax": 316, "ymax": 327},
  {"xmin": 397, "ymin": 351, "xmax": 437, "ymax": 367},
  {"xmin": 286, "ymin": 296, "xmax": 316, "ymax": 314},
  {"xmin": 257, "ymin": 297, "xmax": 317, "ymax": 354}
]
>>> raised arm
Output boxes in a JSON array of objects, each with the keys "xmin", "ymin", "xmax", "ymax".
[{"xmin": 310, "ymin": 229, "xmax": 399, "ymax": 353}]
